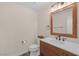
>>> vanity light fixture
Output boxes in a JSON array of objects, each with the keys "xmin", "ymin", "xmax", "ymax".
[{"xmin": 50, "ymin": 2, "xmax": 65, "ymax": 13}]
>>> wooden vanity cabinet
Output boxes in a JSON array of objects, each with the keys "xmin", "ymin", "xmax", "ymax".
[{"xmin": 40, "ymin": 41, "xmax": 76, "ymax": 56}]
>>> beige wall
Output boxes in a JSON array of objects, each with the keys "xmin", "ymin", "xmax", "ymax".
[
  {"xmin": 37, "ymin": 3, "xmax": 79, "ymax": 43},
  {"xmin": 0, "ymin": 3, "xmax": 37, "ymax": 55}
]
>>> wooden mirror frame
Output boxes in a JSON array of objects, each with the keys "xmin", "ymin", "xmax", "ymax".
[{"xmin": 50, "ymin": 3, "xmax": 77, "ymax": 38}]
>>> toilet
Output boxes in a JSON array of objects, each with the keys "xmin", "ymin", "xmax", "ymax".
[{"xmin": 29, "ymin": 44, "xmax": 40, "ymax": 56}]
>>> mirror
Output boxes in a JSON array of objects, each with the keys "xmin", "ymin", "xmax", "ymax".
[{"xmin": 50, "ymin": 3, "xmax": 77, "ymax": 38}]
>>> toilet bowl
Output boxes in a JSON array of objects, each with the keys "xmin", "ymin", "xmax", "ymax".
[{"xmin": 29, "ymin": 44, "xmax": 40, "ymax": 56}]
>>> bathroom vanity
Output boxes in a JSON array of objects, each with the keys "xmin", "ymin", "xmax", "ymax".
[
  {"xmin": 40, "ymin": 38, "xmax": 79, "ymax": 56},
  {"xmin": 40, "ymin": 40, "xmax": 76, "ymax": 56}
]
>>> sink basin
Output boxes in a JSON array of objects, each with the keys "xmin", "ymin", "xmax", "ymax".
[
  {"xmin": 44, "ymin": 37, "xmax": 65, "ymax": 47},
  {"xmin": 45, "ymin": 37, "xmax": 64, "ymax": 44}
]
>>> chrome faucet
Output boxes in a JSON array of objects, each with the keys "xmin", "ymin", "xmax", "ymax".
[
  {"xmin": 55, "ymin": 35, "xmax": 61, "ymax": 40},
  {"xmin": 55, "ymin": 36, "xmax": 66, "ymax": 41},
  {"xmin": 62, "ymin": 37, "xmax": 66, "ymax": 41}
]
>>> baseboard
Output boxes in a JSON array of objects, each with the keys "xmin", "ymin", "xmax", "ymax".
[
  {"xmin": 14, "ymin": 50, "xmax": 29, "ymax": 56},
  {"xmin": 19, "ymin": 51, "xmax": 29, "ymax": 56}
]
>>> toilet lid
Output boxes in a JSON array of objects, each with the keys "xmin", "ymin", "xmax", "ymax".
[{"xmin": 29, "ymin": 44, "xmax": 39, "ymax": 51}]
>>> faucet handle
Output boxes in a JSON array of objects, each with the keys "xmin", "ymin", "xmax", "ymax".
[
  {"xmin": 55, "ymin": 36, "xmax": 58, "ymax": 40},
  {"xmin": 62, "ymin": 37, "xmax": 66, "ymax": 41},
  {"xmin": 58, "ymin": 36, "xmax": 61, "ymax": 40},
  {"xmin": 54, "ymin": 36, "xmax": 58, "ymax": 40}
]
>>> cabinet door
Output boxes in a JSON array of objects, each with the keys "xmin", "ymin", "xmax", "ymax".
[{"xmin": 40, "ymin": 41, "xmax": 57, "ymax": 56}]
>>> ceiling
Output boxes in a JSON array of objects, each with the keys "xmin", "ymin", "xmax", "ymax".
[{"xmin": 15, "ymin": 2, "xmax": 55, "ymax": 11}]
